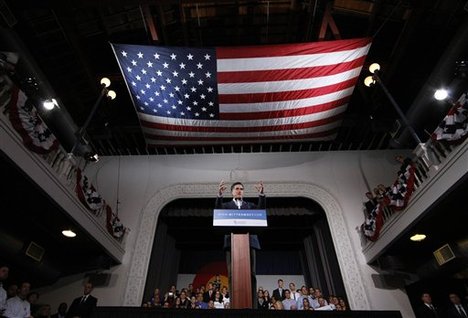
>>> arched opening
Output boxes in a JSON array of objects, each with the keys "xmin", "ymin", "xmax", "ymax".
[
  {"xmin": 123, "ymin": 182, "xmax": 369, "ymax": 310},
  {"xmin": 142, "ymin": 196, "xmax": 348, "ymax": 307}
]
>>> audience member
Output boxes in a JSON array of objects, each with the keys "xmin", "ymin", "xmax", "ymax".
[
  {"xmin": 302, "ymin": 297, "xmax": 313, "ymax": 311},
  {"xmin": 416, "ymin": 292, "xmax": 441, "ymax": 318},
  {"xmin": 65, "ymin": 282, "xmax": 98, "ymax": 318},
  {"xmin": 282, "ymin": 290, "xmax": 296, "ymax": 310},
  {"xmin": 27, "ymin": 291, "xmax": 40, "ymax": 315},
  {"xmin": 0, "ymin": 264, "xmax": 9, "ymax": 316},
  {"xmin": 446, "ymin": 293, "xmax": 468, "ymax": 318},
  {"xmin": 6, "ymin": 284, "xmax": 17, "ymax": 299},
  {"xmin": 35, "ymin": 304, "xmax": 52, "ymax": 318},
  {"xmin": 4, "ymin": 281, "xmax": 31, "ymax": 318},
  {"xmin": 150, "ymin": 288, "xmax": 162, "ymax": 307},
  {"xmin": 51, "ymin": 302, "xmax": 67, "ymax": 318},
  {"xmin": 272, "ymin": 279, "xmax": 285, "ymax": 301},
  {"xmin": 288, "ymin": 283, "xmax": 300, "ymax": 301}
]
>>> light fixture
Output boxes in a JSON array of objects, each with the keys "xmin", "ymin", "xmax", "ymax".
[
  {"xmin": 43, "ymin": 98, "xmax": 58, "ymax": 110},
  {"xmin": 62, "ymin": 229, "xmax": 77, "ymax": 238},
  {"xmin": 106, "ymin": 90, "xmax": 116, "ymax": 100},
  {"xmin": 100, "ymin": 77, "xmax": 111, "ymax": 88},
  {"xmin": 434, "ymin": 89, "xmax": 448, "ymax": 101},
  {"xmin": 410, "ymin": 234, "xmax": 426, "ymax": 242},
  {"xmin": 364, "ymin": 76, "xmax": 376, "ymax": 87},
  {"xmin": 369, "ymin": 63, "xmax": 381, "ymax": 74},
  {"xmin": 363, "ymin": 62, "xmax": 422, "ymax": 145}
]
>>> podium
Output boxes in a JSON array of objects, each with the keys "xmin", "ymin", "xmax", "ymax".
[{"xmin": 213, "ymin": 209, "xmax": 267, "ymax": 309}]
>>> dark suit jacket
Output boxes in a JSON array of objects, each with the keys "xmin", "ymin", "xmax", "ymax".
[
  {"xmin": 215, "ymin": 195, "xmax": 266, "ymax": 210},
  {"xmin": 446, "ymin": 304, "xmax": 468, "ymax": 318},
  {"xmin": 216, "ymin": 195, "xmax": 266, "ymax": 250},
  {"xmin": 203, "ymin": 290, "xmax": 215, "ymax": 303},
  {"xmin": 416, "ymin": 304, "xmax": 441, "ymax": 318},
  {"xmin": 66, "ymin": 295, "xmax": 98, "ymax": 318},
  {"xmin": 272, "ymin": 288, "xmax": 286, "ymax": 301}
]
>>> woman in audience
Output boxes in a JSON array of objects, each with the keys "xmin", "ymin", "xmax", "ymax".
[
  {"xmin": 302, "ymin": 297, "xmax": 314, "ymax": 310},
  {"xmin": 213, "ymin": 291, "xmax": 224, "ymax": 309},
  {"xmin": 338, "ymin": 297, "xmax": 347, "ymax": 310},
  {"xmin": 263, "ymin": 289, "xmax": 271, "ymax": 307},
  {"xmin": 221, "ymin": 286, "xmax": 230, "ymax": 305},
  {"xmin": 257, "ymin": 290, "xmax": 268, "ymax": 309},
  {"xmin": 173, "ymin": 297, "xmax": 181, "ymax": 308},
  {"xmin": 150, "ymin": 288, "xmax": 162, "ymax": 307},
  {"xmin": 221, "ymin": 286, "xmax": 229, "ymax": 300}
]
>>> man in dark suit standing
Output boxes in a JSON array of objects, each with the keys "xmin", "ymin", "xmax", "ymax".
[
  {"xmin": 446, "ymin": 293, "xmax": 468, "ymax": 318},
  {"xmin": 66, "ymin": 282, "xmax": 97, "ymax": 318},
  {"xmin": 416, "ymin": 293, "xmax": 441, "ymax": 318},
  {"xmin": 215, "ymin": 180, "xmax": 265, "ymax": 308},
  {"xmin": 272, "ymin": 279, "xmax": 286, "ymax": 301}
]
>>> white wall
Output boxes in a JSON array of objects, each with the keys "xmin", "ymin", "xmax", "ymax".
[{"xmin": 38, "ymin": 150, "xmax": 415, "ymax": 317}]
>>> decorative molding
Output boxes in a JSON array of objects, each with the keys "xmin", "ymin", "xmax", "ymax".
[{"xmin": 123, "ymin": 182, "xmax": 370, "ymax": 309}]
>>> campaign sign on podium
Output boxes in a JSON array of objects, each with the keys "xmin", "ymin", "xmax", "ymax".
[{"xmin": 213, "ymin": 209, "xmax": 267, "ymax": 227}]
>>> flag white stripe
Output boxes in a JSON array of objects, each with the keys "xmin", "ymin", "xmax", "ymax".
[
  {"xmin": 146, "ymin": 134, "xmax": 338, "ymax": 145},
  {"xmin": 219, "ymin": 88, "xmax": 353, "ymax": 113},
  {"xmin": 142, "ymin": 121, "xmax": 341, "ymax": 138},
  {"xmin": 217, "ymin": 67, "xmax": 362, "ymax": 94},
  {"xmin": 139, "ymin": 104, "xmax": 347, "ymax": 127},
  {"xmin": 216, "ymin": 44, "xmax": 371, "ymax": 72}
]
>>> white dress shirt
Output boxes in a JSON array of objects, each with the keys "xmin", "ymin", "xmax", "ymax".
[
  {"xmin": 0, "ymin": 283, "xmax": 7, "ymax": 314},
  {"xmin": 4, "ymin": 296, "xmax": 30, "ymax": 318}
]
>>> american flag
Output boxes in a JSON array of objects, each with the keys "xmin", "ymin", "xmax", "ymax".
[{"xmin": 112, "ymin": 38, "xmax": 371, "ymax": 146}]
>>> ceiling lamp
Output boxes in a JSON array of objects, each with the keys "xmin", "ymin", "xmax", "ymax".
[
  {"xmin": 410, "ymin": 234, "xmax": 426, "ymax": 242},
  {"xmin": 62, "ymin": 229, "xmax": 77, "ymax": 238},
  {"xmin": 43, "ymin": 98, "xmax": 58, "ymax": 110},
  {"xmin": 434, "ymin": 89, "xmax": 448, "ymax": 101}
]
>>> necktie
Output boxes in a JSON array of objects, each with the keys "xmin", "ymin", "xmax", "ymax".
[
  {"xmin": 458, "ymin": 305, "xmax": 467, "ymax": 318},
  {"xmin": 292, "ymin": 292, "xmax": 296, "ymax": 300}
]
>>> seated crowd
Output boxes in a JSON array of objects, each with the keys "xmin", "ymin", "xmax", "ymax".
[
  {"xmin": 143, "ymin": 277, "xmax": 348, "ymax": 311},
  {"xmin": 0, "ymin": 264, "xmax": 96, "ymax": 318}
]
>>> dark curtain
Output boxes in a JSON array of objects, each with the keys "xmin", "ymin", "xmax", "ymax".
[
  {"xmin": 303, "ymin": 218, "xmax": 347, "ymax": 302},
  {"xmin": 142, "ymin": 221, "xmax": 180, "ymax": 303}
]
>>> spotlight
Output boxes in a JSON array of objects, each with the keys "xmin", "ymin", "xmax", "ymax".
[
  {"xmin": 62, "ymin": 230, "xmax": 77, "ymax": 238},
  {"xmin": 43, "ymin": 98, "xmax": 58, "ymax": 110},
  {"xmin": 434, "ymin": 89, "xmax": 448, "ymax": 101},
  {"xmin": 410, "ymin": 234, "xmax": 426, "ymax": 242}
]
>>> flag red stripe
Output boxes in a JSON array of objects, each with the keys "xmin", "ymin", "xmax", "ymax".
[
  {"xmin": 144, "ymin": 128, "xmax": 339, "ymax": 141},
  {"xmin": 140, "ymin": 113, "xmax": 344, "ymax": 133},
  {"xmin": 218, "ymin": 79, "xmax": 356, "ymax": 104},
  {"xmin": 216, "ymin": 38, "xmax": 372, "ymax": 59},
  {"xmin": 220, "ymin": 97, "xmax": 350, "ymax": 120},
  {"xmin": 217, "ymin": 57, "xmax": 366, "ymax": 83}
]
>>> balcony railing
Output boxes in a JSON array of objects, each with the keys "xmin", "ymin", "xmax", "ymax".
[{"xmin": 0, "ymin": 80, "xmax": 125, "ymax": 261}]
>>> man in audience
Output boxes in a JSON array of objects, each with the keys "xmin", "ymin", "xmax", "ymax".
[
  {"xmin": 289, "ymin": 283, "xmax": 300, "ymax": 301},
  {"xmin": 195, "ymin": 292, "xmax": 208, "ymax": 309},
  {"xmin": 272, "ymin": 279, "xmax": 285, "ymax": 301},
  {"xmin": 203, "ymin": 282, "xmax": 215, "ymax": 303},
  {"xmin": 66, "ymin": 282, "xmax": 98, "ymax": 318},
  {"xmin": 282, "ymin": 290, "xmax": 296, "ymax": 310},
  {"xmin": 6, "ymin": 284, "xmax": 17, "ymax": 299},
  {"xmin": 296, "ymin": 286, "xmax": 310, "ymax": 310},
  {"xmin": 446, "ymin": 293, "xmax": 468, "ymax": 318},
  {"xmin": 416, "ymin": 292, "xmax": 441, "ymax": 318},
  {"xmin": 364, "ymin": 192, "xmax": 377, "ymax": 216},
  {"xmin": 51, "ymin": 302, "xmax": 67, "ymax": 318},
  {"xmin": 4, "ymin": 281, "xmax": 31, "ymax": 318},
  {"xmin": 0, "ymin": 264, "xmax": 9, "ymax": 316}
]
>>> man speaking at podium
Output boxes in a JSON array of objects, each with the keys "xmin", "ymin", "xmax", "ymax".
[{"xmin": 215, "ymin": 180, "xmax": 265, "ymax": 308}]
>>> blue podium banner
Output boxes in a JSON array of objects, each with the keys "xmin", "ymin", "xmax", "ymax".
[{"xmin": 213, "ymin": 209, "xmax": 267, "ymax": 227}]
